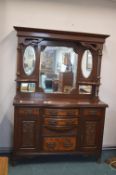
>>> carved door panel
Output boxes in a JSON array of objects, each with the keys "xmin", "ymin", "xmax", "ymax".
[
  {"xmin": 14, "ymin": 108, "xmax": 39, "ymax": 152},
  {"xmin": 80, "ymin": 115, "xmax": 104, "ymax": 152}
]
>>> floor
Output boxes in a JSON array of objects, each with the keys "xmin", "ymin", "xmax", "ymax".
[
  {"xmin": 8, "ymin": 150, "xmax": 116, "ymax": 175},
  {"xmin": 0, "ymin": 157, "xmax": 8, "ymax": 175}
]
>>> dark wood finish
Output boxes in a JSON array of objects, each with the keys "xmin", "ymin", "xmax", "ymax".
[
  {"xmin": 43, "ymin": 136, "xmax": 77, "ymax": 152},
  {"xmin": 43, "ymin": 108, "xmax": 79, "ymax": 116},
  {"xmin": 14, "ymin": 107, "xmax": 40, "ymax": 153},
  {"xmin": 80, "ymin": 108, "xmax": 105, "ymax": 152},
  {"xmin": 59, "ymin": 72, "xmax": 73, "ymax": 92},
  {"xmin": 44, "ymin": 118, "xmax": 78, "ymax": 126},
  {"xmin": 12, "ymin": 26, "xmax": 109, "ymax": 163},
  {"xmin": 16, "ymin": 44, "xmax": 39, "ymax": 81},
  {"xmin": 14, "ymin": 26, "xmax": 109, "ymax": 43},
  {"xmin": 42, "ymin": 126, "xmax": 77, "ymax": 137}
]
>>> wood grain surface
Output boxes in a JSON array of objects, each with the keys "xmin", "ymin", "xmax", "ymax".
[{"xmin": 0, "ymin": 157, "xmax": 8, "ymax": 175}]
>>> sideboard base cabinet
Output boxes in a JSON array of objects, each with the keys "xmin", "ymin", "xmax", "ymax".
[
  {"xmin": 12, "ymin": 26, "xmax": 109, "ymax": 163},
  {"xmin": 13, "ymin": 102, "xmax": 107, "ymax": 163}
]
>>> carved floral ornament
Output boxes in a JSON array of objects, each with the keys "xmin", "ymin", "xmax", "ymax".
[{"xmin": 17, "ymin": 37, "xmax": 103, "ymax": 57}]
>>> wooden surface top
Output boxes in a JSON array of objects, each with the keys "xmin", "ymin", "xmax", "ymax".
[
  {"xmin": 0, "ymin": 157, "xmax": 8, "ymax": 175},
  {"xmin": 13, "ymin": 96, "xmax": 108, "ymax": 108}
]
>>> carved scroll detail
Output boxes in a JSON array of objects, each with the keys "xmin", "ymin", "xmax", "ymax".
[
  {"xmin": 19, "ymin": 38, "xmax": 43, "ymax": 46},
  {"xmin": 80, "ymin": 42, "xmax": 101, "ymax": 51},
  {"xmin": 98, "ymin": 48, "xmax": 103, "ymax": 56}
]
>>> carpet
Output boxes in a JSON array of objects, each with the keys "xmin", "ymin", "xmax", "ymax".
[{"xmin": 8, "ymin": 150, "xmax": 116, "ymax": 175}]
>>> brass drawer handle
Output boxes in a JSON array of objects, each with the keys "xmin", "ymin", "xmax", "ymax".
[
  {"xmin": 47, "ymin": 119, "xmax": 78, "ymax": 125},
  {"xmin": 47, "ymin": 142, "xmax": 56, "ymax": 148},
  {"xmin": 45, "ymin": 125, "xmax": 76, "ymax": 131},
  {"xmin": 48, "ymin": 120, "xmax": 57, "ymax": 125},
  {"xmin": 64, "ymin": 143, "xmax": 73, "ymax": 147}
]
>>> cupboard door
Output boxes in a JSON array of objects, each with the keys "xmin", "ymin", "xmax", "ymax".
[
  {"xmin": 80, "ymin": 115, "xmax": 104, "ymax": 152},
  {"xmin": 14, "ymin": 108, "xmax": 39, "ymax": 152}
]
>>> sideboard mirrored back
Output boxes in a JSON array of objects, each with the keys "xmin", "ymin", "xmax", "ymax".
[{"xmin": 15, "ymin": 26, "xmax": 109, "ymax": 100}]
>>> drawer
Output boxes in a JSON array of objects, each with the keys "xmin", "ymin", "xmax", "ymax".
[
  {"xmin": 17, "ymin": 108, "xmax": 39, "ymax": 115},
  {"xmin": 42, "ymin": 127, "xmax": 77, "ymax": 136},
  {"xmin": 44, "ymin": 109, "xmax": 79, "ymax": 117},
  {"xmin": 44, "ymin": 118, "xmax": 78, "ymax": 127},
  {"xmin": 82, "ymin": 108, "xmax": 102, "ymax": 116},
  {"xmin": 43, "ymin": 118, "xmax": 78, "ymax": 132},
  {"xmin": 43, "ymin": 137, "xmax": 76, "ymax": 152}
]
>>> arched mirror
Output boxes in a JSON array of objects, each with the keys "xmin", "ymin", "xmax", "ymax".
[
  {"xmin": 81, "ymin": 50, "xmax": 93, "ymax": 78},
  {"xmin": 23, "ymin": 46, "xmax": 36, "ymax": 76},
  {"xmin": 39, "ymin": 46, "xmax": 78, "ymax": 94}
]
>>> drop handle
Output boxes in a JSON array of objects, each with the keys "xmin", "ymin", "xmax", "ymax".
[
  {"xmin": 48, "ymin": 120, "xmax": 57, "ymax": 125},
  {"xmin": 64, "ymin": 139, "xmax": 72, "ymax": 147},
  {"xmin": 64, "ymin": 143, "xmax": 73, "ymax": 147},
  {"xmin": 47, "ymin": 142, "xmax": 56, "ymax": 148}
]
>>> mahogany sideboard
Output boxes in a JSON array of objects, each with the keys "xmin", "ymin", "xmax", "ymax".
[{"xmin": 12, "ymin": 26, "xmax": 109, "ymax": 163}]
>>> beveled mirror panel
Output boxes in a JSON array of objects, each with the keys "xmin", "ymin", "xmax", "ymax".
[
  {"xmin": 81, "ymin": 50, "xmax": 93, "ymax": 78},
  {"xmin": 79, "ymin": 85, "xmax": 92, "ymax": 94},
  {"xmin": 39, "ymin": 46, "xmax": 78, "ymax": 94},
  {"xmin": 23, "ymin": 46, "xmax": 36, "ymax": 76},
  {"xmin": 20, "ymin": 83, "xmax": 36, "ymax": 92}
]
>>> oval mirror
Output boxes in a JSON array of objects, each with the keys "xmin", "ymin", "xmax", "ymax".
[
  {"xmin": 23, "ymin": 46, "xmax": 36, "ymax": 76},
  {"xmin": 81, "ymin": 50, "xmax": 93, "ymax": 78}
]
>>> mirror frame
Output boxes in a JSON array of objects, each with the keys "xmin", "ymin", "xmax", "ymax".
[
  {"xmin": 78, "ymin": 48, "xmax": 98, "ymax": 83},
  {"xmin": 16, "ymin": 43, "xmax": 39, "ymax": 81},
  {"xmin": 38, "ymin": 40, "xmax": 79, "ymax": 94},
  {"xmin": 39, "ymin": 41, "xmax": 78, "ymax": 94}
]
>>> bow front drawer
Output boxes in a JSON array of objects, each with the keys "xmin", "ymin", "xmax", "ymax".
[
  {"xmin": 44, "ymin": 109, "xmax": 79, "ymax": 117},
  {"xmin": 44, "ymin": 118, "xmax": 78, "ymax": 127}
]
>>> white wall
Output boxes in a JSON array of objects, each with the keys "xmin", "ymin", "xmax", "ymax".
[{"xmin": 0, "ymin": 0, "xmax": 116, "ymax": 150}]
